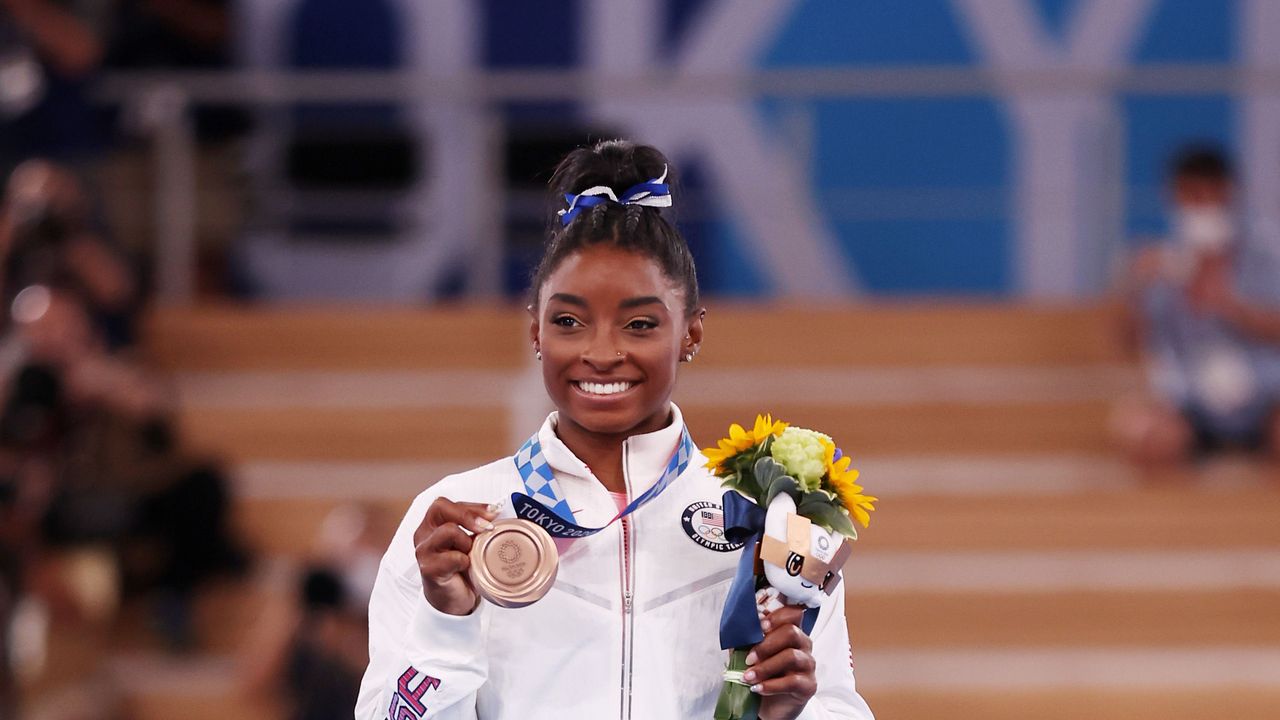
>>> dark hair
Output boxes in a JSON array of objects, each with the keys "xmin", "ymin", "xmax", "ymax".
[
  {"xmin": 0, "ymin": 364, "xmax": 65, "ymax": 450},
  {"xmin": 300, "ymin": 566, "xmax": 345, "ymax": 612},
  {"xmin": 1170, "ymin": 144, "xmax": 1233, "ymax": 182},
  {"xmin": 529, "ymin": 140, "xmax": 700, "ymax": 315}
]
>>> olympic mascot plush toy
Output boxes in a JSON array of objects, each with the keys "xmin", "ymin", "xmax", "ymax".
[{"xmin": 759, "ymin": 494, "xmax": 852, "ymax": 608}]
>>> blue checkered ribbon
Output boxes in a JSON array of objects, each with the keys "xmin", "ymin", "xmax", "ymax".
[{"xmin": 511, "ymin": 427, "xmax": 695, "ymax": 539}]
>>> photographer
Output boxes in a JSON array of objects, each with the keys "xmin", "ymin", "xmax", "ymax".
[
  {"xmin": 1112, "ymin": 146, "xmax": 1280, "ymax": 465},
  {"xmin": 1, "ymin": 159, "xmax": 139, "ymax": 349},
  {"xmin": 0, "ymin": 284, "xmax": 245, "ymax": 650}
]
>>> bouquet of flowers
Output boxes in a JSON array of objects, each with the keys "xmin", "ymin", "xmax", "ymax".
[{"xmin": 704, "ymin": 415, "xmax": 876, "ymax": 720}]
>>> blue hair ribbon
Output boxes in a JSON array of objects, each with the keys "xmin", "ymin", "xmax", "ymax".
[{"xmin": 558, "ymin": 165, "xmax": 671, "ymax": 227}]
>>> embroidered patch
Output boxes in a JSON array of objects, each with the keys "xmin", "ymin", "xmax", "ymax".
[
  {"xmin": 389, "ymin": 666, "xmax": 441, "ymax": 719},
  {"xmin": 681, "ymin": 501, "xmax": 744, "ymax": 553}
]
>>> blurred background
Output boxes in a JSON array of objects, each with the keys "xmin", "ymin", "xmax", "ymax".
[{"xmin": 2, "ymin": 0, "xmax": 1280, "ymax": 718}]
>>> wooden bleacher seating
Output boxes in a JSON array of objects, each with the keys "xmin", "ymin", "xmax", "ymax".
[{"xmin": 32, "ymin": 303, "xmax": 1275, "ymax": 720}]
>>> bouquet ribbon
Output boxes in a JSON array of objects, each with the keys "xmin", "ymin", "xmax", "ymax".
[{"xmin": 719, "ymin": 491, "xmax": 819, "ymax": 650}]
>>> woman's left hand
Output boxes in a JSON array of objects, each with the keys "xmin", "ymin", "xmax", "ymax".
[{"xmin": 743, "ymin": 605, "xmax": 818, "ymax": 720}]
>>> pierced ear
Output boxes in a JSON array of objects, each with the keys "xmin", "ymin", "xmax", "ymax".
[
  {"xmin": 686, "ymin": 307, "xmax": 706, "ymax": 350},
  {"xmin": 527, "ymin": 305, "xmax": 541, "ymax": 352}
]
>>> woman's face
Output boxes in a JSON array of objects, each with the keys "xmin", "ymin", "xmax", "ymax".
[{"xmin": 532, "ymin": 245, "xmax": 703, "ymax": 439}]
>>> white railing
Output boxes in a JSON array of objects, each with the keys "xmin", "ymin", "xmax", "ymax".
[
  {"xmin": 94, "ymin": 65, "xmax": 1279, "ymax": 305},
  {"xmin": 98, "ymin": 65, "xmax": 1280, "ymax": 104}
]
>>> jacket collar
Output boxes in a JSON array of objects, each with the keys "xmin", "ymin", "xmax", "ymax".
[{"xmin": 536, "ymin": 403, "xmax": 689, "ymax": 497}]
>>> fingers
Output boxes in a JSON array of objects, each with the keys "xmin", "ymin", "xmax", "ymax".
[
  {"xmin": 421, "ymin": 498, "xmax": 498, "ymax": 536},
  {"xmin": 420, "ymin": 520, "xmax": 477, "ymax": 555},
  {"xmin": 742, "ymin": 643, "xmax": 816, "ymax": 697},
  {"xmin": 750, "ymin": 667, "xmax": 817, "ymax": 698},
  {"xmin": 745, "ymin": 621, "xmax": 812, "ymax": 671},
  {"xmin": 420, "ymin": 549, "xmax": 470, "ymax": 582},
  {"xmin": 416, "ymin": 525, "xmax": 473, "ymax": 581},
  {"xmin": 414, "ymin": 497, "xmax": 497, "ymax": 616},
  {"xmin": 743, "ymin": 613, "xmax": 816, "ymax": 695},
  {"xmin": 761, "ymin": 605, "xmax": 806, "ymax": 633},
  {"xmin": 751, "ymin": 605, "xmax": 810, "ymax": 665},
  {"xmin": 414, "ymin": 497, "xmax": 499, "ymax": 584}
]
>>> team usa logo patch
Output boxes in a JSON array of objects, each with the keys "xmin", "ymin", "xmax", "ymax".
[
  {"xmin": 681, "ymin": 501, "xmax": 743, "ymax": 552},
  {"xmin": 387, "ymin": 666, "xmax": 441, "ymax": 720}
]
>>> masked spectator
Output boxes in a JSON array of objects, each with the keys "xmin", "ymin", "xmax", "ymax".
[{"xmin": 1112, "ymin": 146, "xmax": 1280, "ymax": 465}]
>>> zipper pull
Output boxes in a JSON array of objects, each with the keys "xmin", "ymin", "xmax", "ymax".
[{"xmin": 624, "ymin": 591, "xmax": 633, "ymax": 614}]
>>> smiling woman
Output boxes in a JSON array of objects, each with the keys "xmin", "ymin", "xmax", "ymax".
[
  {"xmin": 356, "ymin": 140, "xmax": 874, "ymax": 720},
  {"xmin": 534, "ymin": 246, "xmax": 701, "ymax": 486}
]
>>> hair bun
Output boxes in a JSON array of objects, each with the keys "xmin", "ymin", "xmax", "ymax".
[
  {"xmin": 533, "ymin": 139, "xmax": 698, "ymax": 316},
  {"xmin": 549, "ymin": 140, "xmax": 673, "ymax": 204}
]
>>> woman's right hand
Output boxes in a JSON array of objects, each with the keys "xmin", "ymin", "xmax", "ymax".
[{"xmin": 413, "ymin": 498, "xmax": 499, "ymax": 616}]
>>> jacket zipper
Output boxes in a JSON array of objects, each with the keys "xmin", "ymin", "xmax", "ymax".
[{"xmin": 619, "ymin": 443, "xmax": 636, "ymax": 720}]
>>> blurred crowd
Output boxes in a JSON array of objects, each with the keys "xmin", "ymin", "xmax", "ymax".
[
  {"xmin": 0, "ymin": 158, "xmax": 246, "ymax": 717},
  {"xmin": 0, "ymin": 158, "xmax": 382, "ymax": 717},
  {"xmin": 0, "ymin": 159, "xmax": 380, "ymax": 720},
  {"xmin": 239, "ymin": 505, "xmax": 388, "ymax": 720},
  {"xmin": 1, "ymin": 0, "xmax": 243, "ymax": 170},
  {"xmin": 2, "ymin": 0, "xmax": 249, "ymax": 302},
  {"xmin": 0, "ymin": 3, "xmax": 384, "ymax": 718}
]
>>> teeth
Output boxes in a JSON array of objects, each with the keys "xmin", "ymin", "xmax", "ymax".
[{"xmin": 577, "ymin": 381, "xmax": 633, "ymax": 396}]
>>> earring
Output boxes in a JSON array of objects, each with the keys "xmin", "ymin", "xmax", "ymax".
[
  {"xmin": 683, "ymin": 352, "xmax": 694, "ymax": 362},
  {"xmin": 534, "ymin": 346, "xmax": 542, "ymax": 361}
]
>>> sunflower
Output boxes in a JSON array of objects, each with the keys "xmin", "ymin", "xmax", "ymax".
[
  {"xmin": 822, "ymin": 440, "xmax": 877, "ymax": 528},
  {"xmin": 702, "ymin": 413, "xmax": 789, "ymax": 476}
]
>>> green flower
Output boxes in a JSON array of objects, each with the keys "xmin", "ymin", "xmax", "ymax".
[{"xmin": 769, "ymin": 427, "xmax": 831, "ymax": 491}]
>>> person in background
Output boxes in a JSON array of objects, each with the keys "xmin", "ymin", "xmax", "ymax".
[
  {"xmin": 104, "ymin": 0, "xmax": 250, "ymax": 143},
  {"xmin": 1, "ymin": 159, "xmax": 140, "ymax": 349},
  {"xmin": 0, "ymin": 284, "xmax": 246, "ymax": 651},
  {"xmin": 0, "ymin": 449, "xmax": 28, "ymax": 718},
  {"xmin": 0, "ymin": 0, "xmax": 106, "ymax": 172},
  {"xmin": 242, "ymin": 504, "xmax": 387, "ymax": 720},
  {"xmin": 1111, "ymin": 146, "xmax": 1280, "ymax": 466}
]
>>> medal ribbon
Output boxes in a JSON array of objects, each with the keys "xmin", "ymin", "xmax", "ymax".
[{"xmin": 511, "ymin": 427, "xmax": 695, "ymax": 539}]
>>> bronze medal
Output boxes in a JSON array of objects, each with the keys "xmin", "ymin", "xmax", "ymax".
[{"xmin": 469, "ymin": 518, "xmax": 558, "ymax": 608}]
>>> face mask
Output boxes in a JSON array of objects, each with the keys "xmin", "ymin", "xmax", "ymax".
[{"xmin": 1173, "ymin": 206, "xmax": 1235, "ymax": 254}]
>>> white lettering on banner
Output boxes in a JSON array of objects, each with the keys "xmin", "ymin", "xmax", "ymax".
[
  {"xmin": 517, "ymin": 503, "xmax": 558, "ymax": 532},
  {"xmin": 1241, "ymin": 0, "xmax": 1280, "ymax": 239},
  {"xmin": 952, "ymin": 0, "xmax": 1157, "ymax": 297},
  {"xmin": 243, "ymin": 2, "xmax": 498, "ymax": 300},
  {"xmin": 582, "ymin": 0, "xmax": 860, "ymax": 297},
  {"xmin": 516, "ymin": 501, "xmax": 596, "ymax": 538},
  {"xmin": 399, "ymin": 1, "xmax": 496, "ymax": 295}
]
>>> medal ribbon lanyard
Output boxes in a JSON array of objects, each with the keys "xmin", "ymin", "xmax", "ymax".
[{"xmin": 511, "ymin": 427, "xmax": 695, "ymax": 539}]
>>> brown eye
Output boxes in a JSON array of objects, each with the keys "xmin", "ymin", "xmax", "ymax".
[
  {"xmin": 625, "ymin": 319, "xmax": 657, "ymax": 331},
  {"xmin": 552, "ymin": 315, "xmax": 582, "ymax": 328}
]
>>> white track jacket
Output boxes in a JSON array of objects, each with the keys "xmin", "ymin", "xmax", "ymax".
[{"xmin": 356, "ymin": 405, "xmax": 874, "ymax": 719}]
